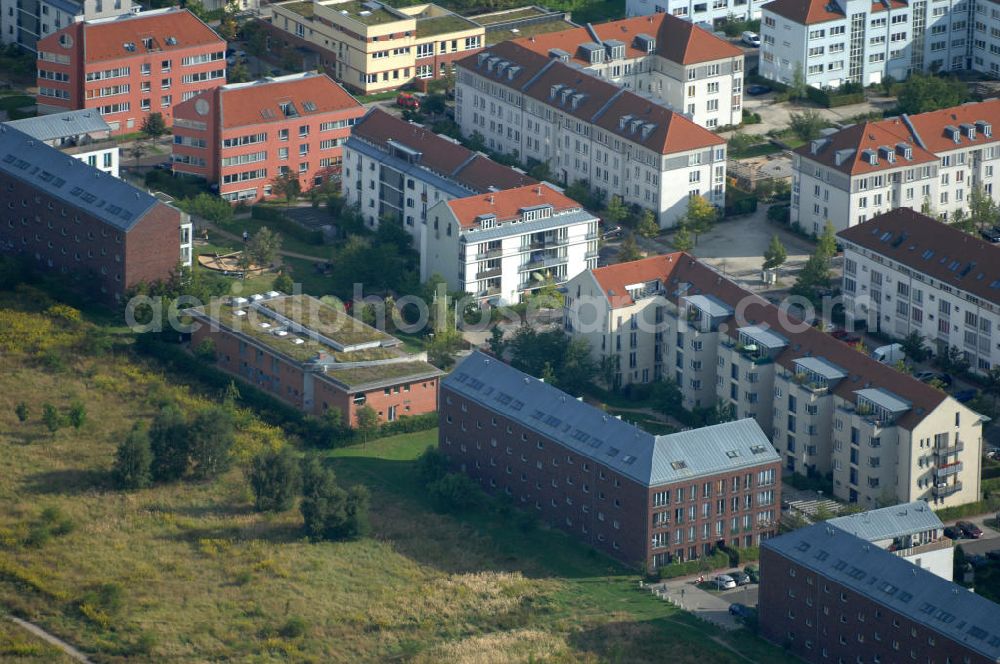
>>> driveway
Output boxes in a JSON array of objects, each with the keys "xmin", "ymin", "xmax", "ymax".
[{"xmin": 649, "ymin": 571, "xmax": 759, "ymax": 631}]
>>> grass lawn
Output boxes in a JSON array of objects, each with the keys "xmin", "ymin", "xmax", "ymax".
[
  {"xmin": 0, "ymin": 292, "xmax": 797, "ymax": 663},
  {"xmin": 729, "ymin": 141, "xmax": 783, "ymax": 159},
  {"xmin": 216, "ymin": 216, "xmax": 328, "ymax": 259},
  {"xmin": 0, "ymin": 618, "xmax": 74, "ymax": 663},
  {"xmin": 193, "ymin": 234, "xmax": 280, "ymax": 295},
  {"xmin": 282, "ymin": 256, "xmax": 334, "ymax": 297}
]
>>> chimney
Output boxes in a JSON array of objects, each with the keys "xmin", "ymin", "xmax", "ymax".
[
  {"xmin": 536, "ymin": 185, "xmax": 542, "ymax": 195},
  {"xmin": 488, "ymin": 194, "xmax": 494, "ymax": 204}
]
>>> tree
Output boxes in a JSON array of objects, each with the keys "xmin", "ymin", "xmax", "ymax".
[
  {"xmin": 789, "ymin": 110, "xmax": 826, "ymax": 142},
  {"xmin": 300, "ymin": 459, "xmax": 369, "ymax": 541},
  {"xmin": 618, "ymin": 232, "xmax": 642, "ymax": 262},
  {"xmin": 247, "ymin": 227, "xmax": 282, "ymax": 268},
  {"xmin": 427, "ymin": 473, "xmax": 483, "ymax": 513},
  {"xmin": 149, "ymin": 405, "xmax": 190, "ymax": 482},
  {"xmin": 355, "ymin": 405, "xmax": 379, "ymax": 445},
  {"xmin": 968, "ymin": 184, "xmax": 999, "ymax": 231},
  {"xmin": 271, "ymin": 171, "xmax": 301, "ymax": 205},
  {"xmin": 182, "ymin": 0, "xmax": 207, "ymax": 20},
  {"xmin": 188, "ymin": 406, "xmax": 235, "ymax": 480},
  {"xmin": 637, "ymin": 209, "xmax": 660, "ymax": 238},
  {"xmin": 685, "ymin": 195, "xmax": 717, "ymax": 244},
  {"xmin": 791, "ymin": 253, "xmax": 831, "ymax": 304},
  {"xmin": 248, "ymin": 447, "xmax": 302, "ymax": 512},
  {"xmin": 984, "ymin": 366, "xmax": 1000, "ymax": 408},
  {"xmin": 227, "ymin": 62, "xmax": 250, "ymax": 83},
  {"xmin": 242, "ymin": 21, "xmax": 268, "ymax": 57},
  {"xmin": 41, "ymin": 403, "xmax": 61, "ymax": 434},
  {"xmin": 129, "ymin": 141, "xmax": 149, "ymax": 166},
  {"xmin": 900, "ymin": 330, "xmax": 929, "ymax": 363},
  {"xmin": 652, "ymin": 378, "xmax": 684, "ymax": 419},
  {"xmin": 600, "ymin": 354, "xmax": 620, "ymax": 390},
  {"xmin": 671, "ymin": 223, "xmax": 694, "ymax": 252},
  {"xmin": 273, "ymin": 271, "xmax": 294, "ymax": 294},
  {"xmin": 114, "ymin": 424, "xmax": 153, "ymax": 490},
  {"xmin": 416, "ymin": 445, "xmax": 449, "ymax": 486},
  {"xmin": 950, "ymin": 208, "xmax": 975, "ymax": 234},
  {"xmin": 921, "ymin": 196, "xmax": 933, "ymax": 215},
  {"xmin": 789, "ymin": 64, "xmax": 807, "ymax": 101},
  {"xmin": 940, "ymin": 345, "xmax": 971, "ymax": 375},
  {"xmin": 815, "ymin": 220, "xmax": 837, "ymax": 260},
  {"xmin": 762, "ymin": 234, "xmax": 787, "ymax": 271},
  {"xmin": 897, "ymin": 73, "xmax": 968, "ymax": 115},
  {"xmin": 559, "ymin": 339, "xmax": 598, "ymax": 393},
  {"xmin": 15, "ymin": 402, "xmax": 29, "ymax": 423},
  {"xmin": 603, "ymin": 195, "xmax": 628, "ymax": 227},
  {"xmin": 67, "ymin": 401, "xmax": 86, "ymax": 430},
  {"xmin": 141, "ymin": 112, "xmax": 167, "ymax": 139},
  {"xmin": 487, "ymin": 326, "xmax": 506, "ymax": 357}
]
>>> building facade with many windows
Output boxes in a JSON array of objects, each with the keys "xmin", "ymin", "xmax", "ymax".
[
  {"xmin": 171, "ymin": 73, "xmax": 364, "ymax": 203},
  {"xmin": 6, "ymin": 109, "xmax": 119, "ymax": 177},
  {"xmin": 455, "ymin": 41, "xmax": 728, "ymax": 228},
  {"xmin": 440, "ymin": 351, "xmax": 782, "ymax": 569},
  {"xmin": 791, "ymin": 99, "xmax": 1000, "ymax": 235},
  {"xmin": 563, "ymin": 254, "xmax": 985, "ymax": 508},
  {"xmin": 421, "ymin": 183, "xmax": 599, "ymax": 304},
  {"xmin": 626, "ymin": 0, "xmax": 767, "ymax": 25},
  {"xmin": 34, "ymin": 8, "xmax": 226, "ymax": 135},
  {"xmin": 838, "ymin": 208, "xmax": 1000, "ymax": 375},
  {"xmin": 1, "ymin": 0, "xmax": 134, "ymax": 51}
]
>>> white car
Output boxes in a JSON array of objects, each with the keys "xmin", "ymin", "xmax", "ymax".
[
  {"xmin": 742, "ymin": 31, "xmax": 761, "ymax": 47},
  {"xmin": 715, "ymin": 574, "xmax": 737, "ymax": 590}
]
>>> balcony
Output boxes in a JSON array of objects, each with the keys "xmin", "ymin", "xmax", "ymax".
[
  {"xmin": 934, "ymin": 462, "xmax": 964, "ymax": 479},
  {"xmin": 476, "ymin": 268, "xmax": 501, "ymax": 280},
  {"xmin": 932, "ymin": 481, "xmax": 963, "ymax": 498},
  {"xmin": 525, "ymin": 236, "xmax": 568, "ymax": 250},
  {"xmin": 890, "ymin": 537, "xmax": 953, "ymax": 558},
  {"xmin": 519, "ymin": 255, "xmax": 567, "ymax": 271},
  {"xmin": 475, "ymin": 248, "xmax": 503, "ymax": 260},
  {"xmin": 933, "ymin": 441, "xmax": 964, "ymax": 458}
]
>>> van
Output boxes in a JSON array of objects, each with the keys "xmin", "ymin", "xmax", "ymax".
[{"xmin": 871, "ymin": 343, "xmax": 905, "ymax": 365}]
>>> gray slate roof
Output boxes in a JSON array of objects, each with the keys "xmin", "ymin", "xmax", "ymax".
[
  {"xmin": 0, "ymin": 125, "xmax": 158, "ymax": 231},
  {"xmin": 6, "ymin": 110, "xmax": 110, "ymax": 142},
  {"xmin": 764, "ymin": 523, "xmax": 1000, "ymax": 660},
  {"xmin": 444, "ymin": 351, "xmax": 779, "ymax": 486},
  {"xmin": 827, "ymin": 501, "xmax": 943, "ymax": 542}
]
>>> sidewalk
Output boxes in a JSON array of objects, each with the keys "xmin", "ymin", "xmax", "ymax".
[{"xmin": 643, "ymin": 567, "xmax": 751, "ymax": 631}]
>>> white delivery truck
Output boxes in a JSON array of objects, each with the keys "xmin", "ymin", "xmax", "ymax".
[{"xmin": 871, "ymin": 343, "xmax": 905, "ymax": 365}]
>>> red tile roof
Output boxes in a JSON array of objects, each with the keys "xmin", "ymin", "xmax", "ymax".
[
  {"xmin": 514, "ymin": 12, "xmax": 741, "ymax": 66},
  {"xmin": 214, "ymin": 73, "xmax": 362, "ymax": 129},
  {"xmin": 446, "ymin": 183, "xmax": 581, "ymax": 228},
  {"xmin": 761, "ymin": 0, "xmax": 844, "ymax": 24},
  {"xmin": 75, "ymin": 8, "xmax": 224, "ymax": 63},
  {"xmin": 795, "ymin": 119, "xmax": 936, "ymax": 175},
  {"xmin": 455, "ymin": 154, "xmax": 537, "ymax": 192},
  {"xmin": 904, "ymin": 98, "xmax": 1000, "ymax": 153},
  {"xmin": 592, "ymin": 254, "xmax": 951, "ymax": 430},
  {"xmin": 838, "ymin": 208, "xmax": 1000, "ymax": 307}
]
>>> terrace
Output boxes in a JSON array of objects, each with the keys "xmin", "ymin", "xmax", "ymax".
[{"xmin": 325, "ymin": 0, "xmax": 400, "ymax": 26}]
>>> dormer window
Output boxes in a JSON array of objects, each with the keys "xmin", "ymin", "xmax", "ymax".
[
  {"xmin": 862, "ymin": 149, "xmax": 877, "ymax": 166},
  {"xmin": 976, "ymin": 120, "xmax": 992, "ymax": 137},
  {"xmin": 945, "ymin": 125, "xmax": 961, "ymax": 143}
]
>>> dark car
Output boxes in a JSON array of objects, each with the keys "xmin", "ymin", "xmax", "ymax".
[
  {"xmin": 729, "ymin": 603, "xmax": 752, "ymax": 618},
  {"xmin": 958, "ymin": 521, "xmax": 984, "ymax": 538},
  {"xmin": 944, "ymin": 525, "xmax": 964, "ymax": 539},
  {"xmin": 744, "ymin": 564, "xmax": 759, "ymax": 583},
  {"xmin": 914, "ymin": 370, "xmax": 953, "ymax": 386},
  {"xmin": 981, "ymin": 227, "xmax": 1000, "ymax": 243},
  {"xmin": 953, "ymin": 388, "xmax": 978, "ymax": 403},
  {"xmin": 986, "ymin": 549, "xmax": 1000, "ymax": 562},
  {"xmin": 601, "ymin": 225, "xmax": 623, "ymax": 240},
  {"xmin": 746, "ymin": 84, "xmax": 772, "ymax": 96},
  {"xmin": 831, "ymin": 329, "xmax": 862, "ymax": 345},
  {"xmin": 729, "ymin": 570, "xmax": 751, "ymax": 586}
]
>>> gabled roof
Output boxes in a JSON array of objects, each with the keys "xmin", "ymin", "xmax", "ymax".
[
  {"xmin": 590, "ymin": 253, "xmax": 684, "ymax": 307},
  {"xmin": 761, "ymin": 0, "xmax": 844, "ymax": 24},
  {"xmin": 764, "ymin": 523, "xmax": 1000, "ymax": 661},
  {"xmin": 905, "ymin": 98, "xmax": 1000, "ymax": 154},
  {"xmin": 212, "ymin": 73, "xmax": 362, "ymax": 129},
  {"xmin": 795, "ymin": 119, "xmax": 936, "ymax": 176},
  {"xmin": 827, "ymin": 500, "xmax": 943, "ymax": 542},
  {"xmin": 350, "ymin": 109, "xmax": 535, "ymax": 193},
  {"xmin": 445, "ymin": 183, "xmax": 582, "ymax": 228},
  {"xmin": 514, "ymin": 12, "xmax": 740, "ymax": 66},
  {"xmin": 444, "ymin": 351, "xmax": 779, "ymax": 487},
  {"xmin": 65, "ymin": 8, "xmax": 224, "ymax": 63},
  {"xmin": 837, "ymin": 208, "xmax": 1000, "ymax": 307},
  {"xmin": 6, "ymin": 110, "xmax": 110, "ymax": 142},
  {"xmin": 0, "ymin": 125, "xmax": 160, "ymax": 231}
]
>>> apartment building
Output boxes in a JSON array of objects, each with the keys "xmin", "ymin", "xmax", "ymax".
[
  {"xmin": 791, "ymin": 98, "xmax": 1000, "ymax": 235},
  {"xmin": 512, "ymin": 13, "xmax": 745, "ymax": 129},
  {"xmin": 421, "ymin": 183, "xmax": 598, "ymax": 304},
  {"xmin": 185, "ymin": 293, "xmax": 442, "ymax": 425},
  {"xmin": 626, "ymin": 0, "xmax": 765, "ymax": 25},
  {"xmin": 759, "ymin": 523, "xmax": 1000, "ymax": 664},
  {"xmin": 35, "ymin": 8, "xmax": 227, "ymax": 135},
  {"xmin": 440, "ymin": 350, "xmax": 781, "ymax": 569},
  {"xmin": 1, "ymin": 0, "xmax": 134, "ymax": 51},
  {"xmin": 838, "ymin": 208, "xmax": 1000, "ymax": 376},
  {"xmin": 760, "ymin": 0, "xmax": 973, "ymax": 89},
  {"xmin": 0, "ymin": 124, "xmax": 191, "ymax": 302},
  {"xmin": 563, "ymin": 254, "xmax": 984, "ymax": 508},
  {"xmin": 342, "ymin": 108, "xmax": 536, "ymax": 232},
  {"xmin": 267, "ymin": 0, "xmax": 484, "ymax": 94},
  {"xmin": 455, "ymin": 41, "xmax": 728, "ymax": 228},
  {"xmin": 171, "ymin": 72, "xmax": 364, "ymax": 203},
  {"xmin": 828, "ymin": 500, "xmax": 953, "ymax": 580},
  {"xmin": 6, "ymin": 109, "xmax": 119, "ymax": 177}
]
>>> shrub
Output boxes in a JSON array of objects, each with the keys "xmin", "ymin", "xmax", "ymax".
[
  {"xmin": 427, "ymin": 473, "xmax": 483, "ymax": 513},
  {"xmin": 149, "ymin": 405, "xmax": 190, "ymax": 482},
  {"xmin": 247, "ymin": 447, "xmax": 302, "ymax": 512},
  {"xmin": 767, "ymin": 204, "xmax": 791, "ymax": 224},
  {"xmin": 114, "ymin": 424, "xmax": 153, "ymax": 490},
  {"xmin": 300, "ymin": 458, "xmax": 370, "ymax": 541},
  {"xmin": 657, "ymin": 551, "xmax": 730, "ymax": 579},
  {"xmin": 416, "ymin": 445, "xmax": 449, "ymax": 485},
  {"xmin": 806, "ymin": 85, "xmax": 865, "ymax": 108},
  {"xmin": 187, "ymin": 406, "xmax": 236, "ymax": 479},
  {"xmin": 279, "ymin": 616, "xmax": 308, "ymax": 639}
]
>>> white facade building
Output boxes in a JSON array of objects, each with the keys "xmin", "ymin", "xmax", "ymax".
[
  {"xmin": 342, "ymin": 108, "xmax": 536, "ymax": 233},
  {"xmin": 422, "ymin": 183, "xmax": 598, "ymax": 303},
  {"xmin": 828, "ymin": 500, "xmax": 954, "ymax": 580},
  {"xmin": 627, "ymin": 0, "xmax": 766, "ymax": 25},
  {"xmin": 838, "ymin": 208, "xmax": 1000, "ymax": 375},
  {"xmin": 455, "ymin": 40, "xmax": 728, "ymax": 228},
  {"xmin": 760, "ymin": 0, "xmax": 973, "ymax": 89},
  {"xmin": 792, "ymin": 99, "xmax": 1000, "ymax": 235},
  {"xmin": 1, "ymin": 0, "xmax": 134, "ymax": 50},
  {"xmin": 6, "ymin": 109, "xmax": 119, "ymax": 177},
  {"xmin": 509, "ymin": 14, "xmax": 745, "ymax": 129},
  {"xmin": 563, "ymin": 254, "xmax": 985, "ymax": 509}
]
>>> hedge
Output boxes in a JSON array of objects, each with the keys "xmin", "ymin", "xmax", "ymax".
[
  {"xmin": 935, "ymin": 495, "xmax": 1000, "ymax": 522},
  {"xmin": 657, "ymin": 551, "xmax": 730, "ymax": 579},
  {"xmin": 250, "ymin": 206, "xmax": 324, "ymax": 245},
  {"xmin": 806, "ymin": 86, "xmax": 865, "ymax": 108}
]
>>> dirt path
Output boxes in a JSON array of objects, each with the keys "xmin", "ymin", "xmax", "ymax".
[{"xmin": 6, "ymin": 614, "xmax": 94, "ymax": 663}]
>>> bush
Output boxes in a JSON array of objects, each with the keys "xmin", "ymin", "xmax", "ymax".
[
  {"xmin": 279, "ymin": 616, "xmax": 308, "ymax": 639},
  {"xmin": 416, "ymin": 445, "xmax": 449, "ymax": 485},
  {"xmin": 767, "ymin": 204, "xmax": 791, "ymax": 224},
  {"xmin": 25, "ymin": 506, "xmax": 75, "ymax": 548},
  {"xmin": 427, "ymin": 473, "xmax": 484, "ymax": 513},
  {"xmin": 247, "ymin": 447, "xmax": 302, "ymax": 512},
  {"xmin": 300, "ymin": 458, "xmax": 370, "ymax": 541},
  {"xmin": 182, "ymin": 193, "xmax": 234, "ymax": 223},
  {"xmin": 114, "ymin": 424, "xmax": 153, "ymax": 490},
  {"xmin": 806, "ymin": 85, "xmax": 865, "ymax": 108},
  {"xmin": 658, "ymin": 551, "xmax": 730, "ymax": 579},
  {"xmin": 250, "ymin": 206, "xmax": 324, "ymax": 245}
]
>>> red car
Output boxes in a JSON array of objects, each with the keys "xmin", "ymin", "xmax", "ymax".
[
  {"xmin": 396, "ymin": 93, "xmax": 421, "ymax": 111},
  {"xmin": 957, "ymin": 521, "xmax": 983, "ymax": 539},
  {"xmin": 830, "ymin": 329, "xmax": 861, "ymax": 345}
]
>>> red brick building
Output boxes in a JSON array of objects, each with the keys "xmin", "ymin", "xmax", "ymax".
[
  {"xmin": 759, "ymin": 522, "xmax": 1000, "ymax": 664},
  {"xmin": 0, "ymin": 124, "xmax": 190, "ymax": 302},
  {"xmin": 35, "ymin": 8, "xmax": 227, "ymax": 135},
  {"xmin": 171, "ymin": 72, "xmax": 364, "ymax": 203},
  {"xmin": 186, "ymin": 293, "xmax": 441, "ymax": 424},
  {"xmin": 440, "ymin": 351, "xmax": 782, "ymax": 569}
]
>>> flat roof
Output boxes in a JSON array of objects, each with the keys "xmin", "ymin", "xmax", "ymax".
[
  {"xmin": 444, "ymin": 351, "xmax": 779, "ymax": 486},
  {"xmin": 739, "ymin": 324, "xmax": 788, "ymax": 350},
  {"xmin": 415, "ymin": 13, "xmax": 478, "ymax": 37},
  {"xmin": 684, "ymin": 294, "xmax": 733, "ymax": 319},
  {"xmin": 6, "ymin": 110, "xmax": 111, "ymax": 142},
  {"xmin": 828, "ymin": 501, "xmax": 943, "ymax": 542},
  {"xmin": 855, "ymin": 387, "xmax": 911, "ymax": 414},
  {"xmin": 259, "ymin": 293, "xmax": 394, "ymax": 349},
  {"xmin": 793, "ymin": 356, "xmax": 847, "ymax": 381},
  {"xmin": 763, "ymin": 523, "xmax": 1000, "ymax": 660},
  {"xmin": 324, "ymin": 0, "xmax": 399, "ymax": 25}
]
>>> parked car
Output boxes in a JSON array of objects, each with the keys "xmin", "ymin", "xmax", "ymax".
[
  {"xmin": 915, "ymin": 370, "xmax": 953, "ymax": 386},
  {"xmin": 871, "ymin": 343, "xmax": 905, "ymax": 364},
  {"xmin": 729, "ymin": 602, "xmax": 752, "ymax": 618},
  {"xmin": 741, "ymin": 31, "xmax": 761, "ymax": 47},
  {"xmin": 746, "ymin": 84, "xmax": 772, "ymax": 96},
  {"xmin": 830, "ymin": 329, "xmax": 861, "ymax": 344},
  {"xmin": 981, "ymin": 226, "xmax": 1000, "ymax": 243},
  {"xmin": 715, "ymin": 574, "xmax": 737, "ymax": 590},
  {"xmin": 958, "ymin": 521, "xmax": 984, "ymax": 538},
  {"xmin": 744, "ymin": 564, "xmax": 759, "ymax": 584},
  {"xmin": 601, "ymin": 225, "xmax": 623, "ymax": 240},
  {"xmin": 943, "ymin": 526, "xmax": 963, "ymax": 539},
  {"xmin": 729, "ymin": 570, "xmax": 752, "ymax": 586},
  {"xmin": 396, "ymin": 93, "xmax": 421, "ymax": 110},
  {"xmin": 953, "ymin": 388, "xmax": 978, "ymax": 404}
]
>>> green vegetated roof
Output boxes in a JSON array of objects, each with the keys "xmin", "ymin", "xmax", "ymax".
[
  {"xmin": 260, "ymin": 294, "xmax": 393, "ymax": 348},
  {"xmin": 282, "ymin": 1, "xmax": 315, "ymax": 17},
  {"xmin": 215, "ymin": 301, "xmax": 324, "ymax": 362},
  {"xmin": 415, "ymin": 14, "xmax": 478, "ymax": 38},
  {"xmin": 325, "ymin": 360, "xmax": 440, "ymax": 389},
  {"xmin": 484, "ymin": 18, "xmax": 577, "ymax": 45},
  {"xmin": 328, "ymin": 0, "xmax": 399, "ymax": 25},
  {"xmin": 473, "ymin": 7, "xmax": 545, "ymax": 25}
]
